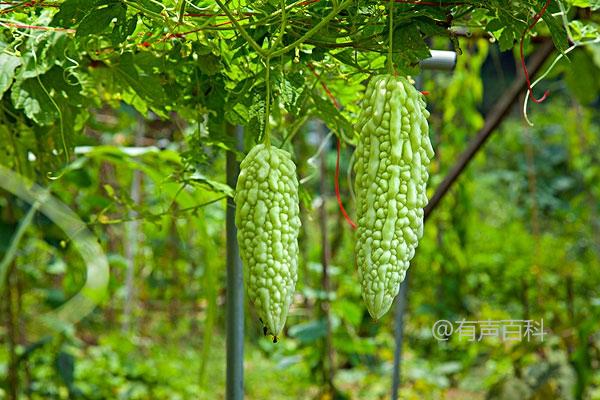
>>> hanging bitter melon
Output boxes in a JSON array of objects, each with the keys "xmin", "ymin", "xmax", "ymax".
[
  {"xmin": 354, "ymin": 75, "xmax": 433, "ymax": 320},
  {"xmin": 235, "ymin": 144, "xmax": 301, "ymax": 339}
]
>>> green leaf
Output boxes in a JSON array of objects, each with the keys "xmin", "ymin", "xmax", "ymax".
[
  {"xmin": 564, "ymin": 50, "xmax": 600, "ymax": 104},
  {"xmin": 392, "ymin": 22, "xmax": 431, "ymax": 68},
  {"xmin": 55, "ymin": 351, "xmax": 75, "ymax": 389},
  {"xmin": 189, "ymin": 174, "xmax": 234, "ymax": 197},
  {"xmin": 197, "ymin": 54, "xmax": 222, "ymax": 76},
  {"xmin": 310, "ymin": 93, "xmax": 352, "ymax": 135},
  {"xmin": 137, "ymin": 0, "xmax": 164, "ymax": 13},
  {"xmin": 568, "ymin": 0, "xmax": 600, "ymax": 9},
  {"xmin": 113, "ymin": 52, "xmax": 166, "ymax": 107},
  {"xmin": 288, "ymin": 319, "xmax": 328, "ymax": 343},
  {"xmin": 588, "ymin": 43, "xmax": 600, "ymax": 70},
  {"xmin": 43, "ymin": 66, "xmax": 86, "ymax": 106},
  {"xmin": 76, "ymin": 1, "xmax": 126, "ymax": 37},
  {"xmin": 542, "ymin": 12, "xmax": 569, "ymax": 53},
  {"xmin": 112, "ymin": 14, "xmax": 138, "ymax": 45},
  {"xmin": 11, "ymin": 78, "xmax": 57, "ymax": 125},
  {"xmin": 19, "ymin": 33, "xmax": 69, "ymax": 79},
  {"xmin": 331, "ymin": 49, "xmax": 361, "ymax": 70},
  {"xmin": 0, "ymin": 54, "xmax": 21, "ymax": 97},
  {"xmin": 51, "ymin": 0, "xmax": 93, "ymax": 26},
  {"xmin": 225, "ymin": 102, "xmax": 250, "ymax": 126},
  {"xmin": 103, "ymin": 184, "xmax": 116, "ymax": 197},
  {"xmin": 332, "ymin": 300, "xmax": 362, "ymax": 327},
  {"xmin": 65, "ymin": 168, "xmax": 93, "ymax": 188},
  {"xmin": 498, "ymin": 29, "xmax": 516, "ymax": 52},
  {"xmin": 417, "ymin": 17, "xmax": 449, "ymax": 37},
  {"xmin": 486, "ymin": 18, "xmax": 504, "ymax": 33}
]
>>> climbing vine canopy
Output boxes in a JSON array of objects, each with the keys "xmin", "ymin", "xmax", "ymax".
[{"xmin": 2, "ymin": 0, "xmax": 594, "ymax": 175}]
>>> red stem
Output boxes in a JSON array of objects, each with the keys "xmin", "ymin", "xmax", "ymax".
[
  {"xmin": 519, "ymin": 0, "xmax": 552, "ymax": 104},
  {"xmin": 307, "ymin": 63, "xmax": 357, "ymax": 229},
  {"xmin": 307, "ymin": 64, "xmax": 340, "ymax": 108},
  {"xmin": 2, "ymin": 22, "xmax": 75, "ymax": 32},
  {"xmin": 335, "ymin": 138, "xmax": 357, "ymax": 229},
  {"xmin": 394, "ymin": 0, "xmax": 466, "ymax": 5}
]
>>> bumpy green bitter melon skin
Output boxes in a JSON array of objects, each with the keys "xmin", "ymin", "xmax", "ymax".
[
  {"xmin": 354, "ymin": 75, "xmax": 433, "ymax": 320},
  {"xmin": 235, "ymin": 144, "xmax": 301, "ymax": 337}
]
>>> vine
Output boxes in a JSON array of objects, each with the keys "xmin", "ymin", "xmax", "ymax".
[
  {"xmin": 519, "ymin": 0, "xmax": 552, "ymax": 104},
  {"xmin": 264, "ymin": 57, "xmax": 272, "ymax": 146},
  {"xmin": 387, "ymin": 0, "xmax": 395, "ymax": 74}
]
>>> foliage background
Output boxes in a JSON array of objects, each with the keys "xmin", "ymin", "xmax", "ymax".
[{"xmin": 1, "ymin": 0, "xmax": 600, "ymax": 399}]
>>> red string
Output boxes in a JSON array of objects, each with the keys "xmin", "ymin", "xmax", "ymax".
[
  {"xmin": 307, "ymin": 63, "xmax": 340, "ymax": 108},
  {"xmin": 307, "ymin": 63, "xmax": 357, "ymax": 229},
  {"xmin": 2, "ymin": 22, "xmax": 75, "ymax": 32},
  {"xmin": 335, "ymin": 137, "xmax": 357, "ymax": 229},
  {"xmin": 520, "ymin": 0, "xmax": 552, "ymax": 104},
  {"xmin": 184, "ymin": 12, "xmax": 253, "ymax": 17},
  {"xmin": 394, "ymin": 0, "xmax": 466, "ymax": 5}
]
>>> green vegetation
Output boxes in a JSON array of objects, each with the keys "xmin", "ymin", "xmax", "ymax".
[{"xmin": 1, "ymin": 0, "xmax": 600, "ymax": 399}]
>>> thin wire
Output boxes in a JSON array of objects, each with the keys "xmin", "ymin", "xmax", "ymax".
[
  {"xmin": 299, "ymin": 130, "xmax": 333, "ymax": 185},
  {"xmin": 519, "ymin": 0, "xmax": 552, "ymax": 104},
  {"xmin": 335, "ymin": 138, "xmax": 357, "ymax": 229},
  {"xmin": 387, "ymin": 0, "xmax": 394, "ymax": 74},
  {"xmin": 523, "ymin": 37, "xmax": 600, "ymax": 126}
]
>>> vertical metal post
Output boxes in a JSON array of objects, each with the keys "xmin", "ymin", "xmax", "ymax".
[
  {"xmin": 226, "ymin": 125, "xmax": 244, "ymax": 400},
  {"xmin": 123, "ymin": 116, "xmax": 145, "ymax": 332},
  {"xmin": 318, "ymin": 122, "xmax": 335, "ymax": 393},
  {"xmin": 390, "ymin": 73, "xmax": 424, "ymax": 399},
  {"xmin": 391, "ymin": 52, "xmax": 456, "ymax": 396},
  {"xmin": 391, "ymin": 273, "xmax": 409, "ymax": 400},
  {"xmin": 390, "ymin": 44, "xmax": 553, "ymax": 398}
]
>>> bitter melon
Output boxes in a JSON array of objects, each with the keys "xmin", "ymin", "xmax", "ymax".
[
  {"xmin": 235, "ymin": 144, "xmax": 301, "ymax": 338},
  {"xmin": 354, "ymin": 75, "xmax": 433, "ymax": 320}
]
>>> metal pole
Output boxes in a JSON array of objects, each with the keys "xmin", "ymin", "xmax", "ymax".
[
  {"xmin": 390, "ymin": 41, "xmax": 555, "ymax": 399},
  {"xmin": 419, "ymin": 50, "xmax": 457, "ymax": 72},
  {"xmin": 318, "ymin": 122, "xmax": 335, "ymax": 393},
  {"xmin": 391, "ymin": 53, "xmax": 455, "ymax": 400},
  {"xmin": 123, "ymin": 116, "xmax": 145, "ymax": 332},
  {"xmin": 391, "ymin": 272, "xmax": 409, "ymax": 400},
  {"xmin": 226, "ymin": 125, "xmax": 244, "ymax": 400}
]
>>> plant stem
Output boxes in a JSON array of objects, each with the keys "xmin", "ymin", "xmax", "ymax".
[
  {"xmin": 217, "ymin": 0, "xmax": 349, "ymax": 59},
  {"xmin": 269, "ymin": 0, "xmax": 351, "ymax": 58},
  {"xmin": 281, "ymin": 115, "xmax": 310, "ymax": 146},
  {"xmin": 123, "ymin": 0, "xmax": 170, "ymax": 25},
  {"xmin": 387, "ymin": 0, "xmax": 394, "ymax": 74},
  {"xmin": 246, "ymin": 0, "xmax": 314, "ymax": 29},
  {"xmin": 178, "ymin": 0, "xmax": 186, "ymax": 22},
  {"xmin": 264, "ymin": 57, "xmax": 272, "ymax": 146},
  {"xmin": 91, "ymin": 196, "xmax": 228, "ymax": 226},
  {"xmin": 215, "ymin": 0, "xmax": 267, "ymax": 58},
  {"xmin": 0, "ymin": 200, "xmax": 40, "ymax": 295},
  {"xmin": 270, "ymin": 0, "xmax": 288, "ymax": 51}
]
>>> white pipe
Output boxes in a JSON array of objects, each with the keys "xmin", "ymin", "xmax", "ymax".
[{"xmin": 420, "ymin": 50, "xmax": 457, "ymax": 71}]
